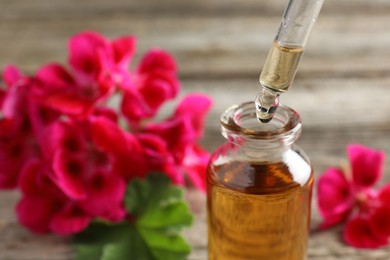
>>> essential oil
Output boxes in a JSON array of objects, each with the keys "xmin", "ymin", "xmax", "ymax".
[{"xmin": 207, "ymin": 102, "xmax": 312, "ymax": 260}]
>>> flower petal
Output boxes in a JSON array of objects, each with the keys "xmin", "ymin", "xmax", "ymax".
[
  {"xmin": 33, "ymin": 64, "xmax": 95, "ymax": 117},
  {"xmin": 144, "ymin": 116, "xmax": 192, "ymax": 162},
  {"xmin": 137, "ymin": 49, "xmax": 177, "ymax": 74},
  {"xmin": 138, "ymin": 133, "xmax": 170, "ymax": 170},
  {"xmin": 139, "ymin": 134, "xmax": 185, "ymax": 185},
  {"xmin": 2, "ymin": 77, "xmax": 30, "ymax": 120},
  {"xmin": 52, "ymin": 150, "xmax": 87, "ymax": 200},
  {"xmin": 111, "ymin": 36, "xmax": 136, "ymax": 70},
  {"xmin": 183, "ymin": 145, "xmax": 209, "ymax": 192},
  {"xmin": 35, "ymin": 63, "xmax": 75, "ymax": 90},
  {"xmin": 0, "ymin": 125, "xmax": 32, "ymax": 189},
  {"xmin": 50, "ymin": 204, "xmax": 91, "ymax": 235},
  {"xmin": 378, "ymin": 183, "xmax": 390, "ymax": 203},
  {"xmin": 92, "ymin": 107, "xmax": 118, "ymax": 123},
  {"xmin": 40, "ymin": 94, "xmax": 94, "ymax": 116},
  {"xmin": 68, "ymin": 31, "xmax": 108, "ymax": 81},
  {"xmin": 317, "ymin": 168, "xmax": 354, "ymax": 228},
  {"xmin": 16, "ymin": 196, "xmax": 61, "ymax": 234},
  {"xmin": 116, "ymin": 133, "xmax": 148, "ymax": 180},
  {"xmin": 79, "ymin": 172, "xmax": 126, "ymax": 221},
  {"xmin": 343, "ymin": 215, "xmax": 389, "ymax": 249},
  {"xmin": 121, "ymin": 87, "xmax": 151, "ymax": 125},
  {"xmin": 89, "ymin": 115, "xmax": 129, "ymax": 156},
  {"xmin": 0, "ymin": 88, "xmax": 5, "ymax": 107},
  {"xmin": 369, "ymin": 206, "xmax": 390, "ymax": 241},
  {"xmin": 139, "ymin": 72, "xmax": 179, "ymax": 113},
  {"xmin": 175, "ymin": 94, "xmax": 213, "ymax": 139},
  {"xmin": 3, "ymin": 65, "xmax": 23, "ymax": 87},
  {"xmin": 163, "ymin": 163, "xmax": 185, "ymax": 186},
  {"xmin": 143, "ymin": 94, "xmax": 212, "ymax": 159},
  {"xmin": 18, "ymin": 159, "xmax": 58, "ymax": 196},
  {"xmin": 347, "ymin": 144, "xmax": 385, "ymax": 188},
  {"xmin": 40, "ymin": 121, "xmax": 85, "ymax": 160},
  {"xmin": 89, "ymin": 115, "xmax": 148, "ymax": 180}
]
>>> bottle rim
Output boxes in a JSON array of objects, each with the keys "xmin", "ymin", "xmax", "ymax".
[{"xmin": 220, "ymin": 102, "xmax": 302, "ymax": 144}]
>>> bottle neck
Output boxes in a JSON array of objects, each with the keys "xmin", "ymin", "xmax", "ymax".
[{"xmin": 221, "ymin": 102, "xmax": 302, "ymax": 157}]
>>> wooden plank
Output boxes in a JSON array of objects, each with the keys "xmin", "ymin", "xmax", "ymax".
[
  {"xmin": 0, "ymin": 14, "xmax": 389, "ymax": 79},
  {"xmin": 1, "ymin": 0, "xmax": 390, "ymax": 19},
  {"xmin": 0, "ymin": 191, "xmax": 72, "ymax": 260},
  {"xmin": 181, "ymin": 77, "xmax": 390, "ymax": 128},
  {"xmin": 2, "ymin": 190, "xmax": 390, "ymax": 260}
]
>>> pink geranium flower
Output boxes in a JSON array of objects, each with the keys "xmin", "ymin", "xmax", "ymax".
[
  {"xmin": 317, "ymin": 144, "xmax": 390, "ymax": 248},
  {"xmin": 88, "ymin": 114, "xmax": 148, "ymax": 181},
  {"xmin": 0, "ymin": 119, "xmax": 31, "ymax": 188},
  {"xmin": 17, "ymin": 160, "xmax": 91, "ymax": 235},
  {"xmin": 32, "ymin": 32, "xmax": 136, "ymax": 117},
  {"xmin": 40, "ymin": 116, "xmax": 132, "ymax": 221},
  {"xmin": 141, "ymin": 94, "xmax": 212, "ymax": 191},
  {"xmin": 0, "ymin": 66, "xmax": 58, "ymax": 188},
  {"xmin": 32, "ymin": 62, "xmax": 112, "ymax": 117},
  {"xmin": 121, "ymin": 49, "xmax": 179, "ymax": 127},
  {"xmin": 0, "ymin": 31, "xmax": 213, "ymax": 237}
]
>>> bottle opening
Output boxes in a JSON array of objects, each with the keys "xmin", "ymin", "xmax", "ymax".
[{"xmin": 220, "ymin": 102, "xmax": 301, "ymax": 143}]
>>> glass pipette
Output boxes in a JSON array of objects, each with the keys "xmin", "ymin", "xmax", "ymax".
[{"xmin": 256, "ymin": 0, "xmax": 324, "ymax": 123}]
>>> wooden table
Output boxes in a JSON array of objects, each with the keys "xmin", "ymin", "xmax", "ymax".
[{"xmin": 1, "ymin": 0, "xmax": 390, "ymax": 259}]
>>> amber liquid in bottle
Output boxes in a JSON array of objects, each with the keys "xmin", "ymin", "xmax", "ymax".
[{"xmin": 207, "ymin": 151, "xmax": 313, "ymax": 260}]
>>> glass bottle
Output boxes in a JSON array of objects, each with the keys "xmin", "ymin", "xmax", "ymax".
[{"xmin": 207, "ymin": 102, "xmax": 313, "ymax": 260}]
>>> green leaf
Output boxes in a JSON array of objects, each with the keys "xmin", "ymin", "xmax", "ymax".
[
  {"xmin": 138, "ymin": 228, "xmax": 191, "ymax": 260},
  {"xmin": 73, "ymin": 173, "xmax": 194, "ymax": 260},
  {"xmin": 74, "ymin": 244, "xmax": 103, "ymax": 260},
  {"xmin": 126, "ymin": 173, "xmax": 193, "ymax": 260}
]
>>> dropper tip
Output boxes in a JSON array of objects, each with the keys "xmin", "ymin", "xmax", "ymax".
[
  {"xmin": 258, "ymin": 116, "xmax": 273, "ymax": 124},
  {"xmin": 255, "ymin": 103, "xmax": 277, "ymax": 123},
  {"xmin": 255, "ymin": 87, "xmax": 280, "ymax": 123}
]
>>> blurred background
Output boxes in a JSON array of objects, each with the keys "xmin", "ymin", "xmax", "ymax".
[
  {"xmin": 1, "ymin": 0, "xmax": 390, "ymax": 258},
  {"xmin": 1, "ymin": 0, "xmax": 390, "ymax": 175}
]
